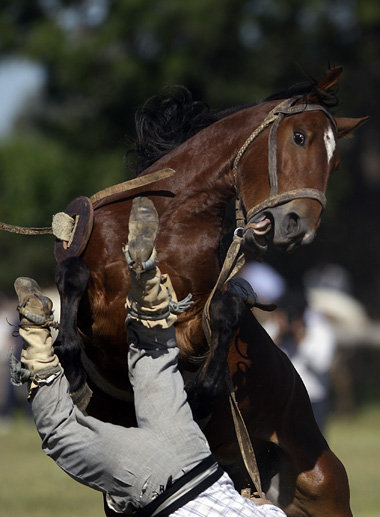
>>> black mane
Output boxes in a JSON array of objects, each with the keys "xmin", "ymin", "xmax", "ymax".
[
  {"xmin": 127, "ymin": 79, "xmax": 338, "ymax": 175},
  {"xmin": 125, "ymin": 86, "xmax": 249, "ymax": 174}
]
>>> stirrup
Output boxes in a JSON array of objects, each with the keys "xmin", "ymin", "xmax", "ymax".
[
  {"xmin": 17, "ymin": 305, "xmax": 59, "ymax": 329},
  {"xmin": 123, "ymin": 245, "xmax": 157, "ymax": 273}
]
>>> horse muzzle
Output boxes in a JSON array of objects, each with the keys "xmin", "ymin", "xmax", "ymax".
[
  {"xmin": 269, "ymin": 202, "xmax": 319, "ymax": 251},
  {"xmin": 242, "ymin": 199, "xmax": 321, "ymax": 255}
]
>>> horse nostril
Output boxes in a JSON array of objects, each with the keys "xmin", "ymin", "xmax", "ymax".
[{"xmin": 285, "ymin": 213, "xmax": 300, "ymax": 236}]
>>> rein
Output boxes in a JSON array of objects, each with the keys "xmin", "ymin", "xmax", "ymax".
[
  {"xmin": 0, "ymin": 168, "xmax": 176, "ymax": 237},
  {"xmin": 202, "ymin": 96, "xmax": 337, "ymax": 496}
]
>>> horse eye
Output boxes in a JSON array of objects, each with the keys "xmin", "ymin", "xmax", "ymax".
[{"xmin": 293, "ymin": 131, "xmax": 306, "ymax": 146}]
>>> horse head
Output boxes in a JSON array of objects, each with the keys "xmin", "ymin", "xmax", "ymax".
[{"xmin": 235, "ymin": 67, "xmax": 367, "ymax": 255}]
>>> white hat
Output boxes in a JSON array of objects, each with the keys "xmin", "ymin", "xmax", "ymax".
[{"xmin": 239, "ymin": 262, "xmax": 286, "ymax": 303}]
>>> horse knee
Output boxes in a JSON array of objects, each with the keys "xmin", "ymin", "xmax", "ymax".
[
  {"xmin": 209, "ymin": 288, "xmax": 246, "ymax": 335},
  {"xmin": 55, "ymin": 256, "xmax": 90, "ymax": 299},
  {"xmin": 187, "ymin": 289, "xmax": 247, "ymax": 419}
]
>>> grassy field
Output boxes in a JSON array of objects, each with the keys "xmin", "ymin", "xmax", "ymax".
[
  {"xmin": 326, "ymin": 405, "xmax": 380, "ymax": 517},
  {"xmin": 0, "ymin": 411, "xmax": 103, "ymax": 517},
  {"xmin": 1, "ymin": 406, "xmax": 380, "ymax": 516}
]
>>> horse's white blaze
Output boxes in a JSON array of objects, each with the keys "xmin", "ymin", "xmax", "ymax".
[{"xmin": 323, "ymin": 126, "xmax": 336, "ymax": 164}]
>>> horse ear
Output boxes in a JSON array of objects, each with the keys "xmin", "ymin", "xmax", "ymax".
[
  {"xmin": 316, "ymin": 66, "xmax": 343, "ymax": 93},
  {"xmin": 335, "ymin": 116, "xmax": 369, "ymax": 138},
  {"xmin": 306, "ymin": 67, "xmax": 343, "ymax": 102}
]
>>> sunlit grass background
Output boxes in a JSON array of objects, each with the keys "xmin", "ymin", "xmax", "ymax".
[
  {"xmin": 1, "ymin": 405, "xmax": 380, "ymax": 516},
  {"xmin": 0, "ymin": 409, "xmax": 104, "ymax": 517}
]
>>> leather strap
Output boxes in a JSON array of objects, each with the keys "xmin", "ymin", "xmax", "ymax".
[
  {"xmin": 245, "ymin": 188, "xmax": 327, "ymax": 223},
  {"xmin": 202, "ymin": 234, "xmax": 245, "ymax": 346},
  {"xmin": 203, "ymin": 96, "xmax": 335, "ymax": 496},
  {"xmin": 0, "ymin": 168, "xmax": 176, "ymax": 236},
  {"xmin": 90, "ymin": 167, "xmax": 175, "ymax": 207},
  {"xmin": 226, "ymin": 371, "xmax": 263, "ymax": 497},
  {"xmin": 201, "ymin": 234, "xmax": 264, "ymax": 497},
  {"xmin": 0, "ymin": 222, "xmax": 53, "ymax": 235}
]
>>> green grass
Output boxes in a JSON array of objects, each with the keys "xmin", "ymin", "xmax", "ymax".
[
  {"xmin": 1, "ymin": 406, "xmax": 380, "ymax": 516},
  {"xmin": 0, "ymin": 412, "xmax": 103, "ymax": 517},
  {"xmin": 327, "ymin": 405, "xmax": 380, "ymax": 517}
]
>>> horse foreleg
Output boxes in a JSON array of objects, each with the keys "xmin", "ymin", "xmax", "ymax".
[
  {"xmin": 185, "ymin": 288, "xmax": 246, "ymax": 420},
  {"xmin": 54, "ymin": 256, "xmax": 93, "ymax": 411}
]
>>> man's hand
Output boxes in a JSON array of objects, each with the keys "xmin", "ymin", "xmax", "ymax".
[{"xmin": 251, "ymin": 491, "xmax": 276, "ymax": 506}]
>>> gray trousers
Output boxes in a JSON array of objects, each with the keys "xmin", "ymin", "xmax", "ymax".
[{"xmin": 31, "ymin": 323, "xmax": 211, "ymax": 513}]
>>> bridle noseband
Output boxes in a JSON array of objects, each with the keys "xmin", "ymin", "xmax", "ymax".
[{"xmin": 233, "ymin": 96, "xmax": 337, "ymax": 227}]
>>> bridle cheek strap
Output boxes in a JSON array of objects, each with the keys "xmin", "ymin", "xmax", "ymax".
[{"xmin": 234, "ymin": 96, "xmax": 335, "ymax": 227}]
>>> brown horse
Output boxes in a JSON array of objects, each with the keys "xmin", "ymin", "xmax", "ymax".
[{"xmin": 55, "ymin": 67, "xmax": 366, "ymax": 516}]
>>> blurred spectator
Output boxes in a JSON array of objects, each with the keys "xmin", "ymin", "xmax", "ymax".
[
  {"xmin": 239, "ymin": 262, "xmax": 286, "ymax": 326},
  {"xmin": 304, "ymin": 262, "xmax": 353, "ymax": 294},
  {"xmin": 0, "ymin": 295, "xmax": 33, "ymax": 433},
  {"xmin": 305, "ymin": 262, "xmax": 369, "ymax": 416},
  {"xmin": 240, "ymin": 262, "xmax": 286, "ymax": 303},
  {"xmin": 0, "ymin": 297, "xmax": 18, "ymax": 432},
  {"xmin": 268, "ymin": 289, "xmax": 336, "ymax": 434}
]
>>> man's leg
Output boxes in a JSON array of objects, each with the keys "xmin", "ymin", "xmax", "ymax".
[
  {"xmin": 124, "ymin": 197, "xmax": 211, "ymax": 467},
  {"xmin": 11, "ymin": 198, "xmax": 212, "ymax": 513},
  {"xmin": 14, "ymin": 277, "xmax": 194, "ymax": 512}
]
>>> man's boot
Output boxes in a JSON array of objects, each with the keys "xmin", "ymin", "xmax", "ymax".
[
  {"xmin": 13, "ymin": 277, "xmax": 61, "ymax": 395},
  {"xmin": 123, "ymin": 197, "xmax": 184, "ymax": 329},
  {"xmin": 124, "ymin": 196, "xmax": 159, "ymax": 277}
]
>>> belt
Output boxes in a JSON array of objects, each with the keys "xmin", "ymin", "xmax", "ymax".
[{"xmin": 138, "ymin": 455, "xmax": 224, "ymax": 517}]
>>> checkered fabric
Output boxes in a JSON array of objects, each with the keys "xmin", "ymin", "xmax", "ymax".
[{"xmin": 171, "ymin": 472, "xmax": 286, "ymax": 517}]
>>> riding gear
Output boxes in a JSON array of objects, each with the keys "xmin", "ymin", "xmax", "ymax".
[{"xmin": 12, "ymin": 277, "xmax": 61, "ymax": 396}]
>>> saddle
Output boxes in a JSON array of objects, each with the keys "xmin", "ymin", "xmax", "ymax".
[{"xmin": 52, "ymin": 168, "xmax": 175, "ymax": 262}]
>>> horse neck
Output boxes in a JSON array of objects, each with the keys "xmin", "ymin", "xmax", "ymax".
[{"xmin": 143, "ymin": 100, "xmax": 275, "ymax": 220}]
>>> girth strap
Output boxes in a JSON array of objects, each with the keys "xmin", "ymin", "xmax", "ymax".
[{"xmin": 90, "ymin": 167, "xmax": 175, "ymax": 208}]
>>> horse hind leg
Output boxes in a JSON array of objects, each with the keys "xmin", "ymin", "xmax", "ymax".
[{"xmin": 54, "ymin": 256, "xmax": 93, "ymax": 411}]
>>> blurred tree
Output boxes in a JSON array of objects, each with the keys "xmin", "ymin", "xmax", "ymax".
[{"xmin": 0, "ymin": 0, "xmax": 378, "ymax": 313}]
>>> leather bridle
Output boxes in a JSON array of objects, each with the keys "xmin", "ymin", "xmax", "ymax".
[
  {"xmin": 232, "ymin": 96, "xmax": 337, "ymax": 228},
  {"xmin": 202, "ymin": 98, "xmax": 337, "ymax": 495}
]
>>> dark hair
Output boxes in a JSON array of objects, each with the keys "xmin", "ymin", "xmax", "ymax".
[{"xmin": 126, "ymin": 79, "xmax": 338, "ymax": 174}]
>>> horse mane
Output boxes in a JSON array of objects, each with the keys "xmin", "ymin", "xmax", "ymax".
[
  {"xmin": 127, "ymin": 78, "xmax": 338, "ymax": 174},
  {"xmin": 125, "ymin": 85, "xmax": 249, "ymax": 174}
]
